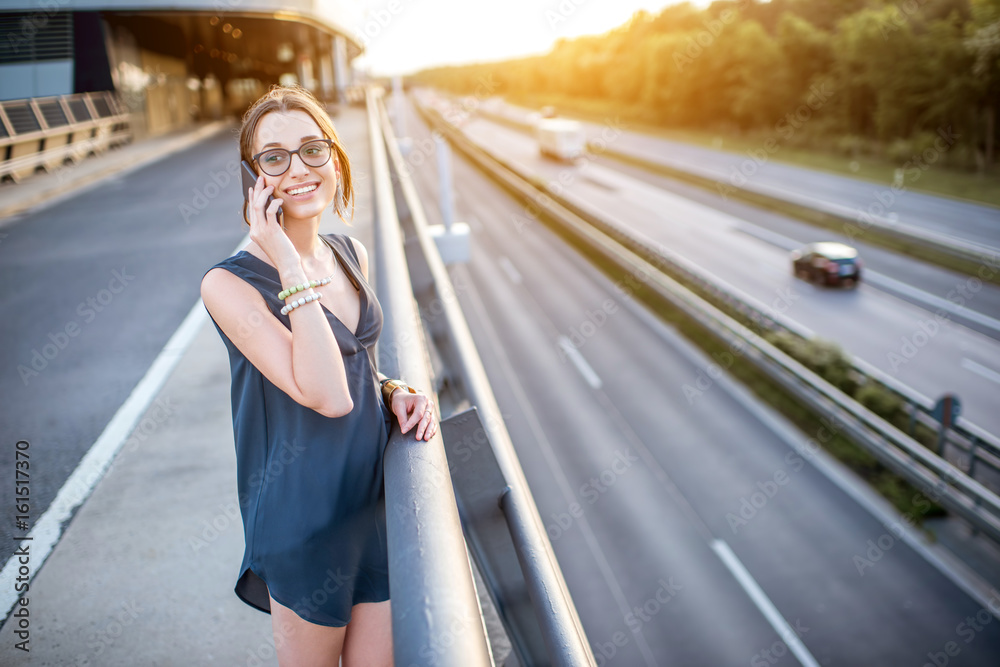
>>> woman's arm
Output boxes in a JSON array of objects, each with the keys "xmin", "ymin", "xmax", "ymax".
[
  {"xmin": 201, "ymin": 178, "xmax": 353, "ymax": 418},
  {"xmin": 202, "ymin": 265, "xmax": 353, "ymax": 418}
]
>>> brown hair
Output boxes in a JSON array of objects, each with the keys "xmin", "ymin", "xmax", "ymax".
[{"xmin": 238, "ymin": 84, "xmax": 354, "ymax": 226}]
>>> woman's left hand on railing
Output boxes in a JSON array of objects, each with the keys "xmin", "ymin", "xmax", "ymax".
[{"xmin": 391, "ymin": 388, "xmax": 438, "ymax": 441}]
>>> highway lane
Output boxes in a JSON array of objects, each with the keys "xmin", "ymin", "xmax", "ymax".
[
  {"xmin": 454, "ymin": 96, "xmax": 1000, "ymax": 325},
  {"xmin": 400, "ymin": 98, "xmax": 1000, "ymax": 665},
  {"xmin": 467, "ymin": 90, "xmax": 1000, "ymax": 330},
  {"xmin": 445, "ymin": 108, "xmax": 1000, "ymax": 439},
  {"xmin": 484, "ymin": 97, "xmax": 1000, "ymax": 253},
  {"xmin": 584, "ymin": 150, "xmax": 1000, "ymax": 334}
]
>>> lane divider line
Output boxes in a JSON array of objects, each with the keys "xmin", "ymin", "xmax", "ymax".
[
  {"xmin": 499, "ymin": 255, "xmax": 522, "ymax": 284},
  {"xmin": 558, "ymin": 336, "xmax": 602, "ymax": 389},
  {"xmin": 711, "ymin": 539, "xmax": 820, "ymax": 667},
  {"xmin": 962, "ymin": 357, "xmax": 1000, "ymax": 386}
]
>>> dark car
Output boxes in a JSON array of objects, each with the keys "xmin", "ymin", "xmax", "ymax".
[{"xmin": 791, "ymin": 242, "xmax": 862, "ymax": 288}]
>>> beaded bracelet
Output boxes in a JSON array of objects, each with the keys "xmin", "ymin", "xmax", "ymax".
[
  {"xmin": 280, "ymin": 291, "xmax": 323, "ymax": 316},
  {"xmin": 278, "ymin": 275, "xmax": 334, "ymax": 301}
]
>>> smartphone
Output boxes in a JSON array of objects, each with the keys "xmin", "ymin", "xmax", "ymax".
[{"xmin": 241, "ymin": 160, "xmax": 283, "ymax": 222}]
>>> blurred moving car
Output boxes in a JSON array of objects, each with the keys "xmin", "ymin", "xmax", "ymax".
[
  {"xmin": 791, "ymin": 242, "xmax": 862, "ymax": 288},
  {"xmin": 537, "ymin": 118, "xmax": 585, "ymax": 161}
]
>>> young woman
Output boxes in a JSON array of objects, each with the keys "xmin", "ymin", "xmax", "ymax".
[{"xmin": 201, "ymin": 85, "xmax": 436, "ymax": 666}]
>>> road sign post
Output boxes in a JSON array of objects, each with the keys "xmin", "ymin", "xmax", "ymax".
[{"xmin": 932, "ymin": 394, "xmax": 961, "ymax": 456}]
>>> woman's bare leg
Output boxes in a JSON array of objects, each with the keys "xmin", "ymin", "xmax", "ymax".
[
  {"xmin": 342, "ymin": 600, "xmax": 393, "ymax": 667},
  {"xmin": 269, "ymin": 593, "xmax": 347, "ymax": 667}
]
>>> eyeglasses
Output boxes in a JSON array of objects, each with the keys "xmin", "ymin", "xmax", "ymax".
[{"xmin": 252, "ymin": 139, "xmax": 335, "ymax": 176}]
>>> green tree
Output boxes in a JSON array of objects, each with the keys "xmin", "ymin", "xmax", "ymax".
[{"xmin": 966, "ymin": 0, "xmax": 1000, "ymax": 168}]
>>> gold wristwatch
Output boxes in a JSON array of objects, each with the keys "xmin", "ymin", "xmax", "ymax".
[{"xmin": 380, "ymin": 378, "xmax": 416, "ymax": 405}]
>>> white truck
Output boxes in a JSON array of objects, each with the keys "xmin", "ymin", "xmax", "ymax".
[{"xmin": 536, "ymin": 118, "xmax": 586, "ymax": 161}]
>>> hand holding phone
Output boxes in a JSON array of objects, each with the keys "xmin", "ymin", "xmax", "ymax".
[{"xmin": 241, "ymin": 160, "xmax": 283, "ymax": 225}]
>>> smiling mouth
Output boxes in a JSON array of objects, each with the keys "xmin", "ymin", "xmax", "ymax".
[{"xmin": 287, "ymin": 184, "xmax": 318, "ymax": 196}]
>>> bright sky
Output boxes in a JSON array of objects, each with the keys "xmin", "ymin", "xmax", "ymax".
[{"xmin": 348, "ymin": 0, "xmax": 690, "ymax": 77}]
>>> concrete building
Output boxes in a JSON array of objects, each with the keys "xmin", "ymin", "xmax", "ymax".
[{"xmin": 0, "ymin": 1, "xmax": 364, "ymax": 138}]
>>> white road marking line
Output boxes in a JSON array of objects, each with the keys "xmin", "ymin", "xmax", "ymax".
[
  {"xmin": 867, "ymin": 272, "xmax": 1000, "ymax": 335},
  {"xmin": 498, "ymin": 255, "xmax": 522, "ymax": 284},
  {"xmin": 711, "ymin": 540, "xmax": 820, "ymax": 667},
  {"xmin": 0, "ymin": 237, "xmax": 247, "ymax": 623},
  {"xmin": 962, "ymin": 357, "xmax": 1000, "ymax": 385},
  {"xmin": 0, "ymin": 299, "xmax": 207, "ymax": 620},
  {"xmin": 457, "ymin": 265, "xmax": 658, "ymax": 665},
  {"xmin": 558, "ymin": 336, "xmax": 602, "ymax": 389}
]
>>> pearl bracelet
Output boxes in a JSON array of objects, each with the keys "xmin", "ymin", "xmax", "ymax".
[
  {"xmin": 278, "ymin": 275, "xmax": 333, "ymax": 301},
  {"xmin": 280, "ymin": 291, "xmax": 322, "ymax": 316}
]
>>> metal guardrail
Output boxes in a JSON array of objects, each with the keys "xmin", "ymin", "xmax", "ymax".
[
  {"xmin": 472, "ymin": 104, "xmax": 1000, "ymax": 268},
  {"xmin": 0, "ymin": 91, "xmax": 131, "ymax": 183},
  {"xmin": 517, "ymin": 174, "xmax": 1000, "ymax": 485},
  {"xmin": 416, "ymin": 99, "xmax": 1000, "ymax": 545},
  {"xmin": 439, "ymin": 97, "xmax": 1000, "ymax": 490},
  {"xmin": 366, "ymin": 88, "xmax": 494, "ymax": 666},
  {"xmin": 377, "ymin": 91, "xmax": 596, "ymax": 666}
]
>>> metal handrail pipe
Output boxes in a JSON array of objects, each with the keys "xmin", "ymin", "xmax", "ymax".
[
  {"xmin": 366, "ymin": 88, "xmax": 493, "ymax": 667},
  {"xmin": 0, "ymin": 117, "xmax": 124, "ymax": 149},
  {"xmin": 377, "ymin": 96, "xmax": 596, "ymax": 666},
  {"xmin": 0, "ymin": 129, "xmax": 131, "ymax": 172},
  {"xmin": 498, "ymin": 487, "xmax": 596, "ymax": 666}
]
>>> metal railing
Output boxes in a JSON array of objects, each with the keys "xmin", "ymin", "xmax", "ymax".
[
  {"xmin": 0, "ymin": 91, "xmax": 131, "ymax": 183},
  {"xmin": 376, "ymin": 90, "xmax": 596, "ymax": 666},
  {"xmin": 419, "ymin": 97, "xmax": 1000, "ymax": 473},
  {"xmin": 416, "ymin": 98, "xmax": 1000, "ymax": 545},
  {"xmin": 367, "ymin": 88, "xmax": 494, "ymax": 666},
  {"xmin": 512, "ymin": 166, "xmax": 1000, "ymax": 487}
]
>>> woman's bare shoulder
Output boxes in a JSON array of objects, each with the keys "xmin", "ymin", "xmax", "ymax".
[{"xmin": 346, "ymin": 235, "xmax": 369, "ymax": 280}]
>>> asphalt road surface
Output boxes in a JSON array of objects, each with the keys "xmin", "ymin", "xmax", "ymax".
[
  {"xmin": 0, "ymin": 128, "xmax": 250, "ymax": 570},
  {"xmin": 399, "ymin": 96, "xmax": 1000, "ymax": 665},
  {"xmin": 485, "ymin": 97, "xmax": 1000, "ymax": 253},
  {"xmin": 441, "ymin": 101, "xmax": 1000, "ymax": 440}
]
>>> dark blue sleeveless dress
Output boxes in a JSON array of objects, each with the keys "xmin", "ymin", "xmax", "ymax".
[{"xmin": 202, "ymin": 232, "xmax": 391, "ymax": 627}]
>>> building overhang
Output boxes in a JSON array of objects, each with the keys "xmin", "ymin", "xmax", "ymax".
[{"xmin": 0, "ymin": 0, "xmax": 364, "ymax": 58}]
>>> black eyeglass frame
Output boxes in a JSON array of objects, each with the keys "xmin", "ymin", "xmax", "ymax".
[{"xmin": 251, "ymin": 138, "xmax": 337, "ymax": 177}]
